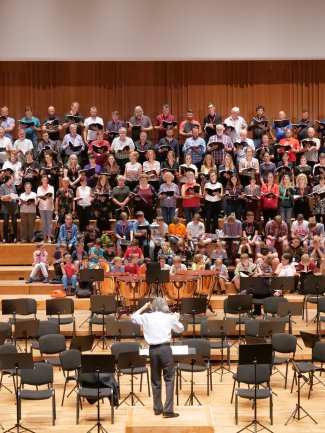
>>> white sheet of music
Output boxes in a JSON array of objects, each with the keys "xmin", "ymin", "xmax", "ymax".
[{"xmin": 139, "ymin": 345, "xmax": 189, "ymax": 356}]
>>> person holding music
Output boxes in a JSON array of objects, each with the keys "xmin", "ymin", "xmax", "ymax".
[{"xmin": 131, "ymin": 297, "xmax": 183, "ymax": 418}]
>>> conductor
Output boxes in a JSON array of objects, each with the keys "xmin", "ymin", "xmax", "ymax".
[{"xmin": 131, "ymin": 297, "xmax": 184, "ymax": 418}]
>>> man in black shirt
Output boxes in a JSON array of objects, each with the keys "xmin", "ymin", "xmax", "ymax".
[
  {"xmin": 293, "ymin": 109, "xmax": 313, "ymax": 141},
  {"xmin": 242, "ymin": 211, "xmax": 261, "ymax": 249},
  {"xmin": 203, "ymin": 102, "xmax": 222, "ymax": 143},
  {"xmin": 248, "ymin": 105, "xmax": 269, "ymax": 148},
  {"xmin": 43, "ymin": 106, "xmax": 62, "ymax": 165},
  {"xmin": 62, "ymin": 101, "xmax": 84, "ymax": 136},
  {"xmin": 155, "ymin": 126, "xmax": 180, "ymax": 162}
]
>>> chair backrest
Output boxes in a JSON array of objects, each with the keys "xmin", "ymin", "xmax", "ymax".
[
  {"xmin": 317, "ymin": 297, "xmax": 325, "ymax": 314},
  {"xmin": 106, "ymin": 320, "xmax": 141, "ymax": 339},
  {"xmin": 111, "ymin": 341, "xmax": 141, "ymax": 360},
  {"xmin": 263, "ymin": 297, "xmax": 288, "ymax": 315},
  {"xmin": 0, "ymin": 322, "xmax": 12, "ymax": 339},
  {"xmin": 20, "ymin": 362, "xmax": 53, "ymax": 386},
  {"xmin": 313, "ymin": 341, "xmax": 325, "ymax": 363},
  {"xmin": 245, "ymin": 319, "xmax": 263, "ymax": 337},
  {"xmin": 223, "ymin": 298, "xmax": 243, "ymax": 316},
  {"xmin": 59, "ymin": 349, "xmax": 81, "ymax": 371},
  {"xmin": 26, "ymin": 298, "xmax": 37, "ymax": 315},
  {"xmin": 0, "ymin": 343, "xmax": 17, "ymax": 354},
  {"xmin": 38, "ymin": 320, "xmax": 60, "ymax": 337},
  {"xmin": 46, "ymin": 298, "xmax": 74, "ymax": 316},
  {"xmin": 237, "ymin": 364, "xmax": 271, "ymax": 385},
  {"xmin": 271, "ymin": 333, "xmax": 297, "ymax": 354},
  {"xmin": 181, "ymin": 338, "xmax": 211, "ymax": 358},
  {"xmin": 39, "ymin": 334, "xmax": 66, "ymax": 355}
]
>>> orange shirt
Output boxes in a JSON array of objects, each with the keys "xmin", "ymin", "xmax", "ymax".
[{"xmin": 168, "ymin": 223, "xmax": 186, "ymax": 236}]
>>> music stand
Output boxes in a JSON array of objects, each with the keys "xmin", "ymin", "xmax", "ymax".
[
  {"xmin": 181, "ymin": 297, "xmax": 207, "ymax": 336},
  {"xmin": 238, "ymin": 344, "xmax": 273, "ymax": 433},
  {"xmin": 90, "ymin": 296, "xmax": 117, "ymax": 351},
  {"xmin": 258, "ymin": 321, "xmax": 286, "ymax": 339},
  {"xmin": 227, "ymin": 295, "xmax": 253, "ymax": 346},
  {"xmin": 70, "ymin": 335, "xmax": 96, "ymax": 352},
  {"xmin": 137, "ymin": 297, "xmax": 155, "ymax": 311},
  {"xmin": 0, "ymin": 352, "xmax": 34, "ymax": 433},
  {"xmin": 80, "ymin": 268, "xmax": 104, "ymax": 295},
  {"xmin": 285, "ymin": 359, "xmax": 317, "ymax": 425},
  {"xmin": 178, "ymin": 354, "xmax": 207, "ymax": 406},
  {"xmin": 81, "ymin": 354, "xmax": 116, "ymax": 433},
  {"xmin": 145, "ymin": 265, "xmax": 170, "ymax": 298},
  {"xmin": 117, "ymin": 351, "xmax": 147, "ymax": 407},
  {"xmin": 277, "ymin": 301, "xmax": 303, "ymax": 335},
  {"xmin": 271, "ymin": 276, "xmax": 296, "ymax": 295},
  {"xmin": 240, "ymin": 277, "xmax": 271, "ymax": 315},
  {"xmin": 207, "ymin": 320, "xmax": 236, "ymax": 381},
  {"xmin": 106, "ymin": 321, "xmax": 141, "ymax": 342},
  {"xmin": 14, "ymin": 319, "xmax": 39, "ymax": 353},
  {"xmin": 303, "ymin": 275, "xmax": 325, "ymax": 334},
  {"xmin": 300, "ymin": 331, "xmax": 320, "ymax": 349}
]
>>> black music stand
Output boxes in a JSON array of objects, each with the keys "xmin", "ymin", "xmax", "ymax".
[
  {"xmin": 106, "ymin": 321, "xmax": 140, "ymax": 342},
  {"xmin": 277, "ymin": 301, "xmax": 303, "ymax": 335},
  {"xmin": 240, "ymin": 277, "xmax": 271, "ymax": 315},
  {"xmin": 271, "ymin": 276, "xmax": 296, "ymax": 295},
  {"xmin": 181, "ymin": 297, "xmax": 207, "ymax": 336},
  {"xmin": 90, "ymin": 296, "xmax": 117, "ymax": 351},
  {"xmin": 81, "ymin": 354, "xmax": 116, "ymax": 433},
  {"xmin": 304, "ymin": 275, "xmax": 325, "ymax": 334},
  {"xmin": 238, "ymin": 344, "xmax": 273, "ymax": 433},
  {"xmin": 207, "ymin": 320, "xmax": 236, "ymax": 381},
  {"xmin": 227, "ymin": 295, "xmax": 253, "ymax": 346},
  {"xmin": 70, "ymin": 335, "xmax": 96, "ymax": 352},
  {"xmin": 285, "ymin": 359, "xmax": 317, "ymax": 425},
  {"xmin": 14, "ymin": 319, "xmax": 39, "ymax": 353},
  {"xmin": 178, "ymin": 354, "xmax": 207, "ymax": 406},
  {"xmin": 80, "ymin": 268, "xmax": 104, "ymax": 295},
  {"xmin": 145, "ymin": 264, "xmax": 170, "ymax": 298},
  {"xmin": 258, "ymin": 321, "xmax": 286, "ymax": 339},
  {"xmin": 117, "ymin": 351, "xmax": 147, "ymax": 407},
  {"xmin": 0, "ymin": 353, "xmax": 34, "ymax": 433}
]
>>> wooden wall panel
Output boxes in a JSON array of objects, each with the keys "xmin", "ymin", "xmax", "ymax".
[{"xmin": 0, "ymin": 61, "xmax": 325, "ymax": 140}]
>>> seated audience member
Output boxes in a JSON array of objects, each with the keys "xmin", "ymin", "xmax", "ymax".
[
  {"xmin": 174, "ymin": 240, "xmax": 193, "ymax": 266},
  {"xmin": 210, "ymin": 258, "xmax": 229, "ymax": 294},
  {"xmin": 52, "ymin": 243, "xmax": 68, "ymax": 281},
  {"xmin": 283, "ymin": 237, "xmax": 305, "ymax": 264},
  {"xmin": 88, "ymin": 239, "xmax": 104, "ymax": 264},
  {"xmin": 235, "ymin": 237, "xmax": 254, "ymax": 263},
  {"xmin": 308, "ymin": 221, "xmax": 325, "ymax": 244},
  {"xmin": 149, "ymin": 216, "xmax": 168, "ymax": 260},
  {"xmin": 83, "ymin": 225, "xmax": 101, "ymax": 252},
  {"xmin": 291, "ymin": 214, "xmax": 310, "ymax": 248},
  {"xmin": 124, "ymin": 254, "xmax": 140, "ymax": 276},
  {"xmin": 255, "ymin": 242, "xmax": 280, "ymax": 272},
  {"xmin": 242, "ymin": 211, "xmax": 261, "ymax": 249},
  {"xmin": 157, "ymin": 241, "xmax": 175, "ymax": 266},
  {"xmin": 170, "ymin": 256, "xmax": 187, "ymax": 274},
  {"xmin": 133, "ymin": 211, "xmax": 150, "ymax": 253},
  {"xmin": 103, "ymin": 242, "xmax": 117, "ymax": 263},
  {"xmin": 25, "ymin": 243, "xmax": 49, "ymax": 284},
  {"xmin": 158, "ymin": 256, "xmax": 171, "ymax": 271},
  {"xmin": 210, "ymin": 241, "xmax": 228, "ymax": 266},
  {"xmin": 19, "ymin": 182, "xmax": 38, "ymax": 243},
  {"xmin": 222, "ymin": 214, "xmax": 242, "ymax": 264},
  {"xmin": 71, "ymin": 241, "xmax": 88, "ymax": 269},
  {"xmin": 307, "ymin": 235, "xmax": 325, "ymax": 265},
  {"xmin": 60, "ymin": 254, "xmax": 78, "ymax": 294},
  {"xmin": 124, "ymin": 240, "xmax": 144, "ymax": 264},
  {"xmin": 191, "ymin": 254, "xmax": 206, "ymax": 270},
  {"xmin": 297, "ymin": 253, "xmax": 318, "ymax": 292},
  {"xmin": 110, "ymin": 256, "xmax": 125, "ymax": 273},
  {"xmin": 168, "ymin": 217, "xmax": 187, "ymax": 245},
  {"xmin": 196, "ymin": 243, "xmax": 211, "ymax": 269},
  {"xmin": 265, "ymin": 215, "xmax": 288, "ymax": 250},
  {"xmin": 256, "ymin": 257, "xmax": 274, "ymax": 277},
  {"xmin": 274, "ymin": 253, "xmax": 296, "ymax": 277},
  {"xmin": 233, "ymin": 253, "xmax": 258, "ymax": 291},
  {"xmin": 186, "ymin": 213, "xmax": 212, "ymax": 249},
  {"xmin": 57, "ymin": 214, "xmax": 79, "ymax": 252},
  {"xmin": 114, "ymin": 212, "xmax": 134, "ymax": 256}
]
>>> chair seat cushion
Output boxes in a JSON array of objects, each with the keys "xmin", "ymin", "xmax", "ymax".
[
  {"xmin": 296, "ymin": 362, "xmax": 317, "ymax": 373},
  {"xmin": 19, "ymin": 389, "xmax": 53, "ymax": 400},
  {"xmin": 119, "ymin": 367, "xmax": 147, "ymax": 375},
  {"xmin": 237, "ymin": 388, "xmax": 271, "ymax": 399},
  {"xmin": 48, "ymin": 317, "xmax": 74, "ymax": 325},
  {"xmin": 78, "ymin": 387, "xmax": 112, "ymax": 399},
  {"xmin": 273, "ymin": 356, "xmax": 290, "ymax": 365},
  {"xmin": 178, "ymin": 363, "xmax": 207, "ymax": 373}
]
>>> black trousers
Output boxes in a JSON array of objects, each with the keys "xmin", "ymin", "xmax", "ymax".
[
  {"xmin": 149, "ymin": 345, "xmax": 175, "ymax": 414},
  {"xmin": 3, "ymin": 213, "xmax": 17, "ymax": 241},
  {"xmin": 77, "ymin": 205, "xmax": 92, "ymax": 233},
  {"xmin": 204, "ymin": 200, "xmax": 221, "ymax": 233}
]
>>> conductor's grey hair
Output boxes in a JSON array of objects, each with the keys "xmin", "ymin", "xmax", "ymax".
[{"xmin": 151, "ymin": 297, "xmax": 169, "ymax": 313}]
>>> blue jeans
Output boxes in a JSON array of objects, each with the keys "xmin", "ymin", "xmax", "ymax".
[
  {"xmin": 62, "ymin": 274, "xmax": 77, "ymax": 291},
  {"xmin": 279, "ymin": 206, "xmax": 293, "ymax": 229},
  {"xmin": 183, "ymin": 207, "xmax": 200, "ymax": 225},
  {"xmin": 161, "ymin": 207, "xmax": 176, "ymax": 225}
]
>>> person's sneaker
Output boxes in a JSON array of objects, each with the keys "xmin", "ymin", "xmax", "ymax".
[
  {"xmin": 163, "ymin": 413, "xmax": 179, "ymax": 418},
  {"xmin": 43, "ymin": 278, "xmax": 49, "ymax": 284}
]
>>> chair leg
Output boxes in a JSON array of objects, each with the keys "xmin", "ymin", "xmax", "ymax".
[
  {"xmin": 227, "ymin": 346, "xmax": 230, "ymax": 368},
  {"xmin": 235, "ymin": 392, "xmax": 238, "ymax": 425},
  {"xmin": 76, "ymin": 394, "xmax": 80, "ymax": 424},
  {"xmin": 140, "ymin": 373, "xmax": 143, "ymax": 392},
  {"xmin": 147, "ymin": 370, "xmax": 151, "ymax": 397},
  {"xmin": 308, "ymin": 372, "xmax": 313, "ymax": 399},
  {"xmin": 285, "ymin": 362, "xmax": 288, "ymax": 389},
  {"xmin": 110, "ymin": 393, "xmax": 114, "ymax": 424},
  {"xmin": 231, "ymin": 379, "xmax": 237, "ymax": 404},
  {"xmin": 291, "ymin": 371, "xmax": 296, "ymax": 393},
  {"xmin": 61, "ymin": 379, "xmax": 67, "ymax": 406},
  {"xmin": 52, "ymin": 391, "xmax": 56, "ymax": 426},
  {"xmin": 207, "ymin": 368, "xmax": 209, "ymax": 396},
  {"xmin": 72, "ymin": 318, "xmax": 76, "ymax": 337},
  {"xmin": 270, "ymin": 392, "xmax": 273, "ymax": 425}
]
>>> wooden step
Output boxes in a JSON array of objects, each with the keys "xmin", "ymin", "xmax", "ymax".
[
  {"xmin": 0, "ymin": 266, "xmax": 55, "ymax": 279},
  {"xmin": 0, "ymin": 243, "xmax": 57, "ymax": 265}
]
